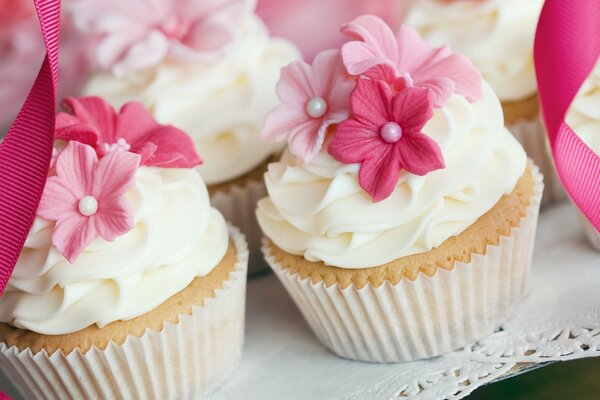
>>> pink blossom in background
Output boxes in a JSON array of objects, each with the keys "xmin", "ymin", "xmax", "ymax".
[
  {"xmin": 341, "ymin": 15, "xmax": 482, "ymax": 108},
  {"xmin": 70, "ymin": 0, "xmax": 252, "ymax": 76},
  {"xmin": 263, "ymin": 49, "xmax": 354, "ymax": 163},
  {"xmin": 328, "ymin": 80, "xmax": 444, "ymax": 202},
  {"xmin": 256, "ymin": 0, "xmax": 406, "ymax": 61},
  {"xmin": 56, "ymin": 96, "xmax": 202, "ymax": 168},
  {"xmin": 38, "ymin": 141, "xmax": 140, "ymax": 263},
  {"xmin": 0, "ymin": 0, "xmax": 92, "ymax": 134}
]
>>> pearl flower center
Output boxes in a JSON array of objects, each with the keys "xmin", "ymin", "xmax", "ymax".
[
  {"xmin": 380, "ymin": 122, "xmax": 403, "ymax": 143},
  {"xmin": 103, "ymin": 138, "xmax": 131, "ymax": 154},
  {"xmin": 306, "ymin": 97, "xmax": 328, "ymax": 118},
  {"xmin": 78, "ymin": 195, "xmax": 98, "ymax": 216}
]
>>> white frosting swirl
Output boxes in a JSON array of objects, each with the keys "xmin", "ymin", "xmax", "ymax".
[
  {"xmin": 256, "ymin": 83, "xmax": 527, "ymax": 268},
  {"xmin": 566, "ymin": 57, "xmax": 600, "ymax": 155},
  {"xmin": 84, "ymin": 14, "xmax": 300, "ymax": 185},
  {"xmin": 0, "ymin": 167, "xmax": 229, "ymax": 335},
  {"xmin": 405, "ymin": 0, "xmax": 544, "ymax": 102}
]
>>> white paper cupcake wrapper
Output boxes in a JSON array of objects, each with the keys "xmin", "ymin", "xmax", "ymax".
[
  {"xmin": 211, "ymin": 179, "xmax": 268, "ymax": 275},
  {"xmin": 0, "ymin": 225, "xmax": 249, "ymax": 400},
  {"xmin": 508, "ymin": 117, "xmax": 566, "ymax": 206},
  {"xmin": 578, "ymin": 213, "xmax": 600, "ymax": 252},
  {"xmin": 264, "ymin": 164, "xmax": 544, "ymax": 363}
]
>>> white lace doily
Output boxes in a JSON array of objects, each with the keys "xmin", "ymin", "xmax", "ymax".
[{"xmin": 0, "ymin": 203, "xmax": 598, "ymax": 400}]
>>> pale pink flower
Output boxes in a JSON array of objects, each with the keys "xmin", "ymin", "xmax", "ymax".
[
  {"xmin": 70, "ymin": 0, "xmax": 252, "ymax": 75},
  {"xmin": 341, "ymin": 15, "xmax": 482, "ymax": 108},
  {"xmin": 328, "ymin": 79, "xmax": 444, "ymax": 202},
  {"xmin": 263, "ymin": 49, "xmax": 354, "ymax": 163},
  {"xmin": 55, "ymin": 96, "xmax": 202, "ymax": 168},
  {"xmin": 38, "ymin": 141, "xmax": 140, "ymax": 263}
]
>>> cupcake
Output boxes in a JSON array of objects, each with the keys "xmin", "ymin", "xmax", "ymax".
[
  {"xmin": 257, "ymin": 16, "xmax": 543, "ymax": 362},
  {"xmin": 565, "ymin": 57, "xmax": 600, "ymax": 251},
  {"xmin": 404, "ymin": 0, "xmax": 562, "ymax": 205},
  {"xmin": 70, "ymin": 0, "xmax": 300, "ymax": 272},
  {"xmin": 0, "ymin": 97, "xmax": 249, "ymax": 398}
]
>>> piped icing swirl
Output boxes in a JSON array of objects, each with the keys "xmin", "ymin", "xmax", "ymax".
[
  {"xmin": 0, "ymin": 167, "xmax": 229, "ymax": 335},
  {"xmin": 405, "ymin": 0, "xmax": 545, "ymax": 102},
  {"xmin": 257, "ymin": 82, "xmax": 526, "ymax": 268},
  {"xmin": 83, "ymin": 14, "xmax": 300, "ymax": 185},
  {"xmin": 566, "ymin": 57, "xmax": 600, "ymax": 155}
]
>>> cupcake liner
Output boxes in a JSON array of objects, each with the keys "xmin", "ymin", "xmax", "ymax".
[
  {"xmin": 508, "ymin": 117, "xmax": 566, "ymax": 206},
  {"xmin": 264, "ymin": 164, "xmax": 544, "ymax": 363},
  {"xmin": 211, "ymin": 179, "xmax": 268, "ymax": 276},
  {"xmin": 578, "ymin": 213, "xmax": 600, "ymax": 252},
  {"xmin": 0, "ymin": 225, "xmax": 249, "ymax": 400}
]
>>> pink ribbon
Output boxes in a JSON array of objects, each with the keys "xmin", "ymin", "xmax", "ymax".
[
  {"xmin": 535, "ymin": 0, "xmax": 600, "ymax": 231},
  {"xmin": 0, "ymin": 0, "xmax": 59, "ymax": 295}
]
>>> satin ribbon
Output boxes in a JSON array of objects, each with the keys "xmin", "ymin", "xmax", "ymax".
[
  {"xmin": 535, "ymin": 0, "xmax": 600, "ymax": 231},
  {"xmin": 0, "ymin": 0, "xmax": 59, "ymax": 294}
]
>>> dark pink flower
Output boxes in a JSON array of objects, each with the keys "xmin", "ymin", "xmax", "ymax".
[
  {"xmin": 328, "ymin": 79, "xmax": 445, "ymax": 202},
  {"xmin": 38, "ymin": 141, "xmax": 140, "ymax": 263},
  {"xmin": 341, "ymin": 15, "xmax": 482, "ymax": 108},
  {"xmin": 263, "ymin": 49, "xmax": 354, "ymax": 163},
  {"xmin": 55, "ymin": 97, "xmax": 202, "ymax": 168}
]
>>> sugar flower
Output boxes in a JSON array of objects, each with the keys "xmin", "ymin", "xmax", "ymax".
[
  {"xmin": 341, "ymin": 15, "xmax": 482, "ymax": 107},
  {"xmin": 55, "ymin": 97, "xmax": 202, "ymax": 168},
  {"xmin": 70, "ymin": 0, "xmax": 252, "ymax": 75},
  {"xmin": 328, "ymin": 79, "xmax": 445, "ymax": 202},
  {"xmin": 38, "ymin": 141, "xmax": 140, "ymax": 263},
  {"xmin": 263, "ymin": 49, "xmax": 354, "ymax": 163}
]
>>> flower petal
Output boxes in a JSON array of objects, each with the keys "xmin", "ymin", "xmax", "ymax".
[
  {"xmin": 341, "ymin": 41, "xmax": 397, "ymax": 82},
  {"xmin": 61, "ymin": 97, "xmax": 118, "ymax": 144},
  {"xmin": 391, "ymin": 87, "xmax": 434, "ymax": 132},
  {"xmin": 311, "ymin": 49, "xmax": 344, "ymax": 96},
  {"xmin": 328, "ymin": 118, "xmax": 381, "ymax": 164},
  {"xmin": 93, "ymin": 150, "xmax": 140, "ymax": 200},
  {"xmin": 54, "ymin": 141, "xmax": 98, "ymax": 197},
  {"xmin": 412, "ymin": 48, "xmax": 483, "ymax": 104},
  {"xmin": 262, "ymin": 104, "xmax": 310, "ymax": 142},
  {"xmin": 397, "ymin": 133, "xmax": 445, "ymax": 176},
  {"xmin": 357, "ymin": 145, "xmax": 400, "ymax": 202},
  {"xmin": 55, "ymin": 113, "xmax": 99, "ymax": 146},
  {"xmin": 52, "ymin": 214, "xmax": 97, "ymax": 263},
  {"xmin": 277, "ymin": 60, "xmax": 315, "ymax": 104},
  {"xmin": 349, "ymin": 79, "xmax": 393, "ymax": 128},
  {"xmin": 38, "ymin": 177, "xmax": 80, "ymax": 221},
  {"xmin": 414, "ymin": 78, "xmax": 455, "ymax": 109},
  {"xmin": 95, "ymin": 196, "xmax": 135, "ymax": 242},
  {"xmin": 287, "ymin": 118, "xmax": 324, "ymax": 163},
  {"xmin": 115, "ymin": 102, "xmax": 202, "ymax": 168},
  {"xmin": 341, "ymin": 14, "xmax": 399, "ymax": 66}
]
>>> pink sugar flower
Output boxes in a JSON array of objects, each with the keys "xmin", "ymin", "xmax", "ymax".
[
  {"xmin": 341, "ymin": 15, "xmax": 482, "ymax": 108},
  {"xmin": 70, "ymin": 0, "xmax": 251, "ymax": 75},
  {"xmin": 56, "ymin": 97, "xmax": 202, "ymax": 168},
  {"xmin": 328, "ymin": 79, "xmax": 445, "ymax": 202},
  {"xmin": 263, "ymin": 49, "xmax": 354, "ymax": 163},
  {"xmin": 38, "ymin": 141, "xmax": 140, "ymax": 263}
]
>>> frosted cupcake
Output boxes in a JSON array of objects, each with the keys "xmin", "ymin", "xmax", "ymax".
[
  {"xmin": 0, "ymin": 97, "xmax": 249, "ymax": 398},
  {"xmin": 566, "ymin": 57, "xmax": 600, "ymax": 251},
  {"xmin": 257, "ymin": 16, "xmax": 543, "ymax": 362},
  {"xmin": 404, "ymin": 0, "xmax": 562, "ymax": 204},
  {"xmin": 70, "ymin": 0, "xmax": 300, "ymax": 272}
]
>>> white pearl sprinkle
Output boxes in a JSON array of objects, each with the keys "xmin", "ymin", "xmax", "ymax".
[
  {"xmin": 380, "ymin": 122, "xmax": 403, "ymax": 143},
  {"xmin": 78, "ymin": 196, "xmax": 99, "ymax": 216},
  {"xmin": 306, "ymin": 97, "xmax": 328, "ymax": 118}
]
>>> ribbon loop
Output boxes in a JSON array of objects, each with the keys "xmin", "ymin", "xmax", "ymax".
[
  {"xmin": 535, "ymin": 0, "xmax": 600, "ymax": 230},
  {"xmin": 0, "ymin": 0, "xmax": 60, "ymax": 294}
]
